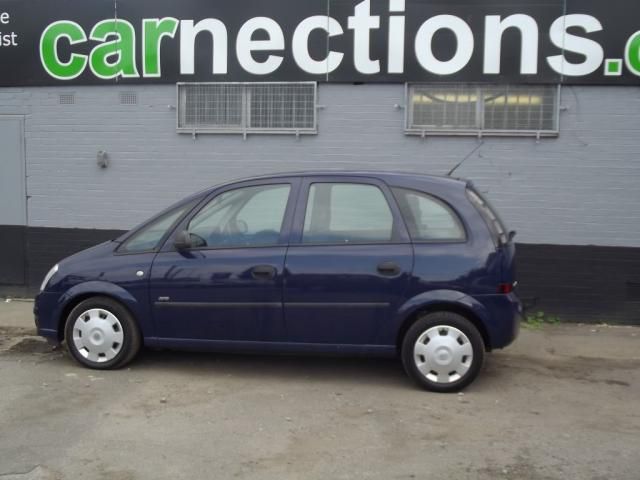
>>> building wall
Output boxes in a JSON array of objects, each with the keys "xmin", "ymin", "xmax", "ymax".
[
  {"xmin": 0, "ymin": 83, "xmax": 637, "ymax": 245},
  {"xmin": 1, "ymin": 84, "xmax": 639, "ymax": 322}
]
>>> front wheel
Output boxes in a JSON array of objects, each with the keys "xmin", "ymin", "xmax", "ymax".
[
  {"xmin": 401, "ymin": 312, "xmax": 484, "ymax": 392},
  {"xmin": 64, "ymin": 296, "xmax": 141, "ymax": 370}
]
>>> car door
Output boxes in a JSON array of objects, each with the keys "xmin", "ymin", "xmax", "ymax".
[
  {"xmin": 112, "ymin": 201, "xmax": 201, "ymax": 336},
  {"xmin": 149, "ymin": 179, "xmax": 300, "ymax": 343},
  {"xmin": 283, "ymin": 176, "xmax": 413, "ymax": 346}
]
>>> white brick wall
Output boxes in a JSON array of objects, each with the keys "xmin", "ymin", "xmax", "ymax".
[{"xmin": 1, "ymin": 84, "xmax": 639, "ymax": 247}]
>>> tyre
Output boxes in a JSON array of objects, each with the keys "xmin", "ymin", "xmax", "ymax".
[
  {"xmin": 64, "ymin": 296, "xmax": 141, "ymax": 370},
  {"xmin": 401, "ymin": 311, "xmax": 484, "ymax": 393}
]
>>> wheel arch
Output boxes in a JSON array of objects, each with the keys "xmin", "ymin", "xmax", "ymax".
[
  {"xmin": 55, "ymin": 282, "xmax": 144, "ymax": 342},
  {"xmin": 394, "ymin": 297, "xmax": 493, "ymax": 353}
]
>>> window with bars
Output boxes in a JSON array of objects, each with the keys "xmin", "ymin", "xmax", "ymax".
[
  {"xmin": 406, "ymin": 83, "xmax": 559, "ymax": 137},
  {"xmin": 177, "ymin": 82, "xmax": 317, "ymax": 135}
]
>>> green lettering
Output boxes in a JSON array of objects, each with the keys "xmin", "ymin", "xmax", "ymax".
[
  {"xmin": 40, "ymin": 21, "xmax": 87, "ymax": 80},
  {"xmin": 625, "ymin": 31, "xmax": 640, "ymax": 76},
  {"xmin": 89, "ymin": 19, "xmax": 139, "ymax": 79},
  {"xmin": 143, "ymin": 18, "xmax": 179, "ymax": 77}
]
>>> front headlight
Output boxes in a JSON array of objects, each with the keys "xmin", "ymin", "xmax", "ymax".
[{"xmin": 40, "ymin": 264, "xmax": 59, "ymax": 292}]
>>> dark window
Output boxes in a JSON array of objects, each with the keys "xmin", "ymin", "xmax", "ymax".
[
  {"xmin": 120, "ymin": 205, "xmax": 190, "ymax": 253},
  {"xmin": 302, "ymin": 183, "xmax": 394, "ymax": 244},
  {"xmin": 466, "ymin": 188, "xmax": 507, "ymax": 245},
  {"xmin": 393, "ymin": 188, "xmax": 466, "ymax": 242},
  {"xmin": 187, "ymin": 184, "xmax": 291, "ymax": 248}
]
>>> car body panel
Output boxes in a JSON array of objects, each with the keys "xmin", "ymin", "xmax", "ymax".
[
  {"xmin": 143, "ymin": 338, "xmax": 397, "ymax": 357},
  {"xmin": 35, "ymin": 241, "xmax": 154, "ymax": 339},
  {"xmin": 283, "ymin": 243, "xmax": 414, "ymax": 344},
  {"xmin": 149, "ymin": 246, "xmax": 288, "ymax": 341}
]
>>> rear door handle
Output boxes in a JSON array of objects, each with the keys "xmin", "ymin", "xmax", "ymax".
[
  {"xmin": 251, "ymin": 265, "xmax": 277, "ymax": 280},
  {"xmin": 377, "ymin": 261, "xmax": 401, "ymax": 276}
]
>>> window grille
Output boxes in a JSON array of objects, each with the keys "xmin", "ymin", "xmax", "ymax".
[
  {"xmin": 119, "ymin": 92, "xmax": 138, "ymax": 105},
  {"xmin": 58, "ymin": 93, "xmax": 75, "ymax": 105},
  {"xmin": 177, "ymin": 82, "xmax": 317, "ymax": 135},
  {"xmin": 406, "ymin": 83, "xmax": 559, "ymax": 137}
]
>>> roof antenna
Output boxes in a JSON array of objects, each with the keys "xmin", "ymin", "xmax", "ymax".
[{"xmin": 447, "ymin": 141, "xmax": 484, "ymax": 177}]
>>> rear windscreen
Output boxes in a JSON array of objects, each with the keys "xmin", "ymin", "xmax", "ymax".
[{"xmin": 466, "ymin": 187, "xmax": 508, "ymax": 245}]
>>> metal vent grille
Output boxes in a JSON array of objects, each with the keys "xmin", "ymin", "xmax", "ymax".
[
  {"xmin": 406, "ymin": 83, "xmax": 559, "ymax": 136},
  {"xmin": 410, "ymin": 84, "xmax": 477, "ymax": 130},
  {"xmin": 119, "ymin": 92, "xmax": 137, "ymax": 105},
  {"xmin": 177, "ymin": 82, "xmax": 317, "ymax": 135},
  {"xmin": 59, "ymin": 93, "xmax": 75, "ymax": 105},
  {"xmin": 247, "ymin": 83, "xmax": 316, "ymax": 130},
  {"xmin": 483, "ymin": 85, "xmax": 557, "ymax": 131},
  {"xmin": 180, "ymin": 83, "xmax": 243, "ymax": 130}
]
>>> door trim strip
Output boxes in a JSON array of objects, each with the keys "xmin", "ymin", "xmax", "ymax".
[
  {"xmin": 286, "ymin": 302, "xmax": 390, "ymax": 308},
  {"xmin": 154, "ymin": 301, "xmax": 281, "ymax": 308},
  {"xmin": 154, "ymin": 301, "xmax": 390, "ymax": 308}
]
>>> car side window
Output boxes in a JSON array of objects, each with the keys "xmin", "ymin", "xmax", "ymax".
[
  {"xmin": 302, "ymin": 183, "xmax": 394, "ymax": 244},
  {"xmin": 393, "ymin": 188, "xmax": 466, "ymax": 242},
  {"xmin": 120, "ymin": 205, "xmax": 190, "ymax": 253},
  {"xmin": 187, "ymin": 184, "xmax": 291, "ymax": 248}
]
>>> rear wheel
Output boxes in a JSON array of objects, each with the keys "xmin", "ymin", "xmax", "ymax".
[
  {"xmin": 64, "ymin": 296, "xmax": 141, "ymax": 370},
  {"xmin": 401, "ymin": 311, "xmax": 484, "ymax": 392}
]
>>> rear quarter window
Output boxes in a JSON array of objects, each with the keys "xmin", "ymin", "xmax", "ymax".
[
  {"xmin": 392, "ymin": 188, "xmax": 466, "ymax": 242},
  {"xmin": 466, "ymin": 187, "xmax": 508, "ymax": 245}
]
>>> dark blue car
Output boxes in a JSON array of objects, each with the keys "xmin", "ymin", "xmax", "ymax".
[{"xmin": 35, "ymin": 171, "xmax": 521, "ymax": 392}]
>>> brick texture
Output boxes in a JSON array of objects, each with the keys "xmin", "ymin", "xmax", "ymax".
[{"xmin": 0, "ymin": 84, "xmax": 638, "ymax": 248}]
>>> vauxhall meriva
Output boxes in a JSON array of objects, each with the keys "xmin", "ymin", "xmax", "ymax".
[{"xmin": 35, "ymin": 171, "xmax": 521, "ymax": 392}]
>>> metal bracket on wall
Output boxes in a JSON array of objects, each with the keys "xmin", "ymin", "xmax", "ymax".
[{"xmin": 96, "ymin": 150, "xmax": 108, "ymax": 168}]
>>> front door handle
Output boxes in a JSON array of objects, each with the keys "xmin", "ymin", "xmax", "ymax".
[
  {"xmin": 377, "ymin": 261, "xmax": 401, "ymax": 276},
  {"xmin": 251, "ymin": 265, "xmax": 277, "ymax": 280}
]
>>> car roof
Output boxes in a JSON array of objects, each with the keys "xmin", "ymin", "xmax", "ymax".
[{"xmin": 219, "ymin": 170, "xmax": 469, "ymax": 189}]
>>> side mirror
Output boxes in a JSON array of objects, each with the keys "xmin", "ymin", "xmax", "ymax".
[
  {"xmin": 508, "ymin": 230, "xmax": 517, "ymax": 242},
  {"xmin": 173, "ymin": 230, "xmax": 192, "ymax": 250}
]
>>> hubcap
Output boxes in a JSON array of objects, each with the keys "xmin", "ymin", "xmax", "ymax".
[
  {"xmin": 72, "ymin": 308, "xmax": 124, "ymax": 363},
  {"xmin": 413, "ymin": 325, "xmax": 473, "ymax": 384}
]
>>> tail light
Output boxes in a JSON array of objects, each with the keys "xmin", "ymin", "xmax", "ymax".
[{"xmin": 497, "ymin": 282, "xmax": 514, "ymax": 294}]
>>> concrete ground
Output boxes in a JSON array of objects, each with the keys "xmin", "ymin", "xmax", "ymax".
[{"xmin": 0, "ymin": 299, "xmax": 639, "ymax": 480}]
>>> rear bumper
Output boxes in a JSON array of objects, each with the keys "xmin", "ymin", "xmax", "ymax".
[{"xmin": 473, "ymin": 292, "xmax": 522, "ymax": 350}]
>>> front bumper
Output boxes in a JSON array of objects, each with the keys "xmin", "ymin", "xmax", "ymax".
[{"xmin": 34, "ymin": 291, "xmax": 62, "ymax": 340}]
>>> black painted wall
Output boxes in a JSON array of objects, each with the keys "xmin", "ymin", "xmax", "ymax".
[
  {"xmin": 0, "ymin": 226, "xmax": 27, "ymax": 285},
  {"xmin": 0, "ymin": 226, "xmax": 125, "ymax": 294},
  {"xmin": 1, "ymin": 226, "xmax": 639, "ymax": 325},
  {"xmin": 516, "ymin": 244, "xmax": 640, "ymax": 325}
]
